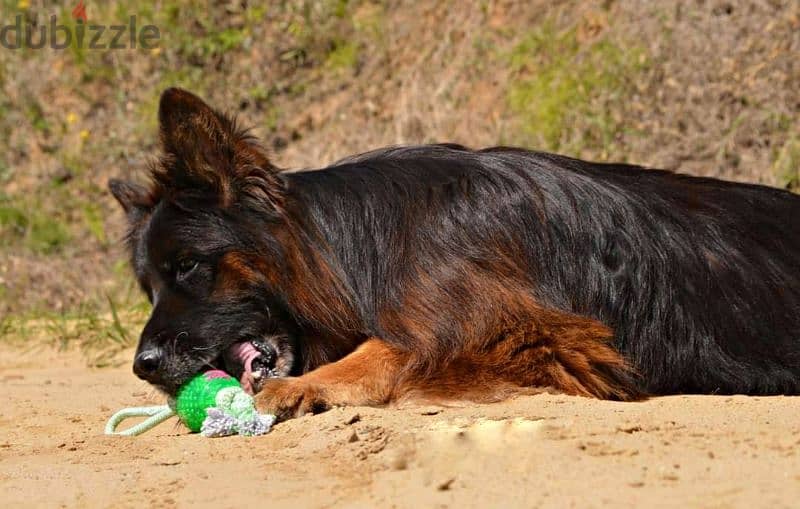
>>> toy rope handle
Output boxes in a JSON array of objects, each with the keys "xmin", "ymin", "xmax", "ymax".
[{"xmin": 104, "ymin": 405, "xmax": 176, "ymax": 436}]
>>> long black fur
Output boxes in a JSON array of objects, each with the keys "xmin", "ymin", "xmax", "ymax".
[{"xmin": 285, "ymin": 144, "xmax": 800, "ymax": 394}]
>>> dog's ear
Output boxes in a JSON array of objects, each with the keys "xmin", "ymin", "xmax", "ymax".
[
  {"xmin": 156, "ymin": 88, "xmax": 283, "ymax": 209},
  {"xmin": 108, "ymin": 179, "xmax": 152, "ymax": 220}
]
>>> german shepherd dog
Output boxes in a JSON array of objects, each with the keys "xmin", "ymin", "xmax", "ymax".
[{"xmin": 109, "ymin": 88, "xmax": 800, "ymax": 420}]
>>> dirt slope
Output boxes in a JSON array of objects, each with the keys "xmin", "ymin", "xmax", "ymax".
[{"xmin": 2, "ymin": 345, "xmax": 798, "ymax": 508}]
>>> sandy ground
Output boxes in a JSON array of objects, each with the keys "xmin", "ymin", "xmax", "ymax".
[{"xmin": 1, "ymin": 345, "xmax": 798, "ymax": 508}]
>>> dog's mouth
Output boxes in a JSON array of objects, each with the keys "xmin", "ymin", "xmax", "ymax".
[
  {"xmin": 144, "ymin": 330, "xmax": 296, "ymax": 397},
  {"xmin": 216, "ymin": 334, "xmax": 294, "ymax": 394}
]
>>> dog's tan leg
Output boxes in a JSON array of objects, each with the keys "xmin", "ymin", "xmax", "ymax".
[
  {"xmin": 255, "ymin": 338, "xmax": 408, "ymax": 419},
  {"xmin": 398, "ymin": 310, "xmax": 644, "ymax": 404}
]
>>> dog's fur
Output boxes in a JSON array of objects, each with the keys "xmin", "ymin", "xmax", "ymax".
[{"xmin": 110, "ymin": 88, "xmax": 800, "ymax": 419}]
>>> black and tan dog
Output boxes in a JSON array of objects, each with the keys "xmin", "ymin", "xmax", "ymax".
[{"xmin": 109, "ymin": 88, "xmax": 800, "ymax": 420}]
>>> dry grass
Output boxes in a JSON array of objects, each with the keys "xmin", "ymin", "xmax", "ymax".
[{"xmin": 0, "ymin": 0, "xmax": 798, "ymax": 356}]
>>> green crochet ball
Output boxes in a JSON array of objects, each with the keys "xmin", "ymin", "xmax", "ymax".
[{"xmin": 174, "ymin": 370, "xmax": 240, "ymax": 432}]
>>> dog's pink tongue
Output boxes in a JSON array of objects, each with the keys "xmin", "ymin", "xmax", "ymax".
[{"xmin": 226, "ymin": 341, "xmax": 261, "ymax": 394}]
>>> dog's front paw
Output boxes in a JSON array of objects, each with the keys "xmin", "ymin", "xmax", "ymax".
[{"xmin": 254, "ymin": 378, "xmax": 332, "ymax": 421}]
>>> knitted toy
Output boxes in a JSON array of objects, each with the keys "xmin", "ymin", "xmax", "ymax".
[{"xmin": 104, "ymin": 370, "xmax": 275, "ymax": 437}]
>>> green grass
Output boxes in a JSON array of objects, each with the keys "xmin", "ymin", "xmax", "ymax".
[
  {"xmin": 0, "ymin": 167, "xmax": 116, "ymax": 255},
  {"xmin": 26, "ymin": 213, "xmax": 72, "ymax": 254},
  {"xmin": 505, "ymin": 21, "xmax": 648, "ymax": 156},
  {"xmin": 0, "ymin": 294, "xmax": 149, "ymax": 367},
  {"xmin": 0, "ymin": 195, "xmax": 72, "ymax": 254},
  {"xmin": 24, "ymin": 96, "xmax": 50, "ymax": 134},
  {"xmin": 774, "ymin": 137, "xmax": 800, "ymax": 191},
  {"xmin": 275, "ymin": 0, "xmax": 379, "ymax": 70},
  {"xmin": 326, "ymin": 39, "xmax": 359, "ymax": 71},
  {"xmin": 0, "ymin": 197, "xmax": 27, "ymax": 234},
  {"xmin": 155, "ymin": 0, "xmax": 257, "ymax": 61},
  {"xmin": 82, "ymin": 202, "xmax": 108, "ymax": 247},
  {"xmin": 0, "ymin": 160, "xmax": 8, "ymax": 185}
]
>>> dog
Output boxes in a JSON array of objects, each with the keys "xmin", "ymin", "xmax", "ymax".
[{"xmin": 109, "ymin": 88, "xmax": 800, "ymax": 420}]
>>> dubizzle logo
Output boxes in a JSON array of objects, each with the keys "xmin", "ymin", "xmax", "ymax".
[
  {"xmin": 71, "ymin": 0, "xmax": 88, "ymax": 23},
  {"xmin": 0, "ymin": 1, "xmax": 161, "ymax": 50}
]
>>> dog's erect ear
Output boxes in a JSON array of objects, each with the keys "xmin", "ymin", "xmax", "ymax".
[
  {"xmin": 156, "ymin": 88, "xmax": 282, "ymax": 208},
  {"xmin": 108, "ymin": 179, "xmax": 152, "ymax": 219}
]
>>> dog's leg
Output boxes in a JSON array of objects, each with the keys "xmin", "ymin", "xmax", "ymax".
[
  {"xmin": 493, "ymin": 309, "xmax": 644, "ymax": 400},
  {"xmin": 255, "ymin": 338, "xmax": 408, "ymax": 420},
  {"xmin": 396, "ymin": 309, "xmax": 644, "ymax": 404},
  {"xmin": 257, "ymin": 311, "xmax": 643, "ymax": 420}
]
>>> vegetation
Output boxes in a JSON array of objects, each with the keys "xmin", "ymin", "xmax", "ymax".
[{"xmin": 506, "ymin": 20, "xmax": 648, "ymax": 157}]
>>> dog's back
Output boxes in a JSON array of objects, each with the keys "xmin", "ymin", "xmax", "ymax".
[{"xmin": 292, "ymin": 145, "xmax": 800, "ymax": 395}]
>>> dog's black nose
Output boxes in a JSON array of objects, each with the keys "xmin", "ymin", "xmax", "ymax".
[{"xmin": 133, "ymin": 349, "xmax": 163, "ymax": 381}]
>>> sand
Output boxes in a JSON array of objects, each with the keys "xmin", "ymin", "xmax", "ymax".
[{"xmin": 1, "ymin": 344, "xmax": 798, "ymax": 508}]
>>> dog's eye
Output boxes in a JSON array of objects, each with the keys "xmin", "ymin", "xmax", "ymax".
[{"xmin": 175, "ymin": 258, "xmax": 198, "ymax": 278}]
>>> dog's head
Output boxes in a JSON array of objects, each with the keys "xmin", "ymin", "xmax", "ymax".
[{"xmin": 109, "ymin": 88, "xmax": 297, "ymax": 395}]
